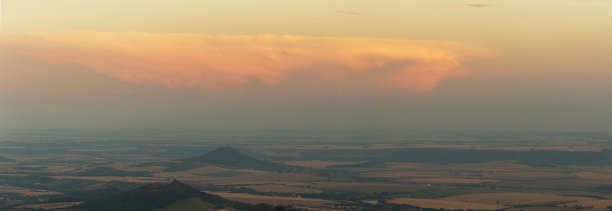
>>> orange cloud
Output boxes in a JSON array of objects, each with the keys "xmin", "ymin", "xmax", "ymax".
[{"xmin": 1, "ymin": 32, "xmax": 492, "ymax": 94}]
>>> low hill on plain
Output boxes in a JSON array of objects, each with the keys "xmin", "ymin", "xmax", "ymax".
[{"xmin": 167, "ymin": 146, "xmax": 303, "ymax": 172}]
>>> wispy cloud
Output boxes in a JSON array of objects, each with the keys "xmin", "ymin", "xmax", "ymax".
[
  {"xmin": 337, "ymin": 10, "xmax": 364, "ymax": 16},
  {"xmin": 465, "ymin": 4, "xmax": 489, "ymax": 8},
  {"xmin": 1, "ymin": 32, "xmax": 493, "ymax": 94}
]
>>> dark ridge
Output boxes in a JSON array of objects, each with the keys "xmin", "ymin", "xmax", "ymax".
[
  {"xmin": 131, "ymin": 179, "xmax": 201, "ymax": 196},
  {"xmin": 183, "ymin": 146, "xmax": 266, "ymax": 166},
  {"xmin": 72, "ymin": 180, "xmax": 250, "ymax": 211},
  {"xmin": 169, "ymin": 146, "xmax": 302, "ymax": 172}
]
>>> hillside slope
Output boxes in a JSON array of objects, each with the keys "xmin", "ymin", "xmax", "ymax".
[
  {"xmin": 72, "ymin": 180, "xmax": 250, "ymax": 211},
  {"xmin": 169, "ymin": 146, "xmax": 303, "ymax": 172}
]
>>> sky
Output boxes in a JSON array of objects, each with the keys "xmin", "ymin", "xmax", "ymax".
[{"xmin": 1, "ymin": 0, "xmax": 611, "ymax": 131}]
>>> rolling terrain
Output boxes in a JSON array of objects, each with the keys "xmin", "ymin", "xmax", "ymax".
[
  {"xmin": 167, "ymin": 146, "xmax": 303, "ymax": 172},
  {"xmin": 1, "ymin": 131, "xmax": 611, "ymax": 210}
]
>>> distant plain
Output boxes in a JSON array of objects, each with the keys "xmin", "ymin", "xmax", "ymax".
[{"xmin": 1, "ymin": 131, "xmax": 611, "ymax": 210}]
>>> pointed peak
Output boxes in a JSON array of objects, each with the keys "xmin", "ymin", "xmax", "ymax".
[
  {"xmin": 167, "ymin": 179, "xmax": 191, "ymax": 188},
  {"xmin": 179, "ymin": 146, "xmax": 295, "ymax": 172},
  {"xmin": 182, "ymin": 145, "xmax": 258, "ymax": 165}
]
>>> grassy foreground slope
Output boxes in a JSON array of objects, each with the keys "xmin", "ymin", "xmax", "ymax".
[{"xmin": 72, "ymin": 180, "xmax": 250, "ymax": 211}]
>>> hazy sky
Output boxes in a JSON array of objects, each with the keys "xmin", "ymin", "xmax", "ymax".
[{"xmin": 1, "ymin": 0, "xmax": 611, "ymax": 131}]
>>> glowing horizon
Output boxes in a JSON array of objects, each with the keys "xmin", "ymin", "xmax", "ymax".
[{"xmin": 1, "ymin": 0, "xmax": 611, "ymax": 131}]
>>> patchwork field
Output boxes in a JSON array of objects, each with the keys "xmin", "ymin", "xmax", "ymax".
[
  {"xmin": 0, "ymin": 185, "xmax": 63, "ymax": 196},
  {"xmin": 389, "ymin": 193, "xmax": 610, "ymax": 210},
  {"xmin": 444, "ymin": 193, "xmax": 591, "ymax": 206},
  {"xmin": 284, "ymin": 161, "xmax": 361, "ymax": 168},
  {"xmin": 252, "ymin": 143, "xmax": 610, "ymax": 152},
  {"xmin": 405, "ymin": 178, "xmax": 502, "ymax": 184},
  {"xmin": 2, "ymin": 131, "xmax": 612, "ymax": 210},
  {"xmin": 49, "ymin": 176, "xmax": 167, "ymax": 183},
  {"xmin": 240, "ymin": 184, "xmax": 322, "ymax": 194},
  {"xmin": 560, "ymin": 199, "xmax": 612, "ymax": 208},
  {"xmin": 100, "ymin": 162, "xmax": 167, "ymax": 172},
  {"xmin": 17, "ymin": 202, "xmax": 83, "ymax": 210},
  {"xmin": 388, "ymin": 198, "xmax": 507, "ymax": 210},
  {"xmin": 204, "ymin": 191, "xmax": 332, "ymax": 207},
  {"xmin": 576, "ymin": 172, "xmax": 612, "ymax": 183},
  {"xmin": 315, "ymin": 182, "xmax": 423, "ymax": 193}
]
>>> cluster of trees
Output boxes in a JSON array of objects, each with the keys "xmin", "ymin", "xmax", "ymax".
[
  {"xmin": 561, "ymin": 204, "xmax": 596, "ymax": 210},
  {"xmin": 213, "ymin": 186, "xmax": 393, "ymax": 202}
]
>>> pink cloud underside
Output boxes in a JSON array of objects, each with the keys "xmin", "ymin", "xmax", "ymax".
[{"xmin": 1, "ymin": 32, "xmax": 493, "ymax": 94}]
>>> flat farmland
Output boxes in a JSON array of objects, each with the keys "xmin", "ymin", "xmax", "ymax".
[
  {"xmin": 477, "ymin": 171, "xmax": 574, "ymax": 180},
  {"xmin": 284, "ymin": 161, "xmax": 361, "ymax": 168},
  {"xmin": 17, "ymin": 202, "xmax": 83, "ymax": 210},
  {"xmin": 389, "ymin": 193, "xmax": 605, "ymax": 210},
  {"xmin": 0, "ymin": 185, "xmax": 63, "ymax": 196},
  {"xmin": 443, "ymin": 193, "xmax": 592, "ymax": 206},
  {"xmin": 203, "ymin": 191, "xmax": 332, "ymax": 207},
  {"xmin": 13, "ymin": 164, "xmax": 82, "ymax": 174},
  {"xmin": 560, "ymin": 199, "xmax": 612, "ymax": 208},
  {"xmin": 200, "ymin": 172, "xmax": 324, "ymax": 185},
  {"xmin": 156, "ymin": 169, "xmax": 324, "ymax": 186},
  {"xmin": 49, "ymin": 176, "xmax": 167, "ymax": 183},
  {"xmin": 315, "ymin": 182, "xmax": 423, "ymax": 193},
  {"xmin": 2, "ymin": 131, "xmax": 612, "ymax": 211},
  {"xmin": 250, "ymin": 143, "xmax": 609, "ymax": 152},
  {"xmin": 239, "ymin": 184, "xmax": 321, "ymax": 194},
  {"xmin": 100, "ymin": 162, "xmax": 167, "ymax": 172},
  {"xmin": 575, "ymin": 172, "xmax": 612, "ymax": 183},
  {"xmin": 154, "ymin": 165, "xmax": 233, "ymax": 177},
  {"xmin": 388, "ymin": 198, "xmax": 507, "ymax": 210},
  {"xmin": 406, "ymin": 178, "xmax": 502, "ymax": 184}
]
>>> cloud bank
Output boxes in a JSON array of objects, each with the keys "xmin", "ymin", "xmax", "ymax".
[{"xmin": 1, "ymin": 32, "xmax": 492, "ymax": 94}]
